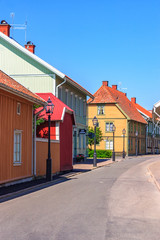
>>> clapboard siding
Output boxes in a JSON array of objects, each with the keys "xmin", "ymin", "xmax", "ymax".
[{"xmin": 0, "ymin": 89, "xmax": 33, "ymax": 184}]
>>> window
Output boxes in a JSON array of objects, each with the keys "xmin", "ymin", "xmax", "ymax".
[
  {"xmin": 83, "ymin": 101, "xmax": 86, "ymax": 117},
  {"xmin": 79, "ymin": 98, "xmax": 82, "ymax": 116},
  {"xmin": 128, "ymin": 122, "xmax": 130, "ymax": 134},
  {"xmin": 130, "ymin": 123, "xmax": 133, "ymax": 133},
  {"xmin": 134, "ymin": 123, "xmax": 136, "ymax": 134},
  {"xmin": 138, "ymin": 124, "xmax": 140, "ymax": 135},
  {"xmin": 131, "ymin": 138, "xmax": 133, "ymax": 150},
  {"xmin": 128, "ymin": 138, "xmax": 130, "ymax": 151},
  {"xmin": 75, "ymin": 96, "xmax": 77, "ymax": 115},
  {"xmin": 65, "ymin": 90, "xmax": 68, "ymax": 105},
  {"xmin": 106, "ymin": 139, "xmax": 113, "ymax": 150},
  {"xmin": 14, "ymin": 130, "xmax": 22, "ymax": 164},
  {"xmin": 70, "ymin": 93, "xmax": 73, "ymax": 109},
  {"xmin": 17, "ymin": 103, "xmax": 21, "ymax": 115},
  {"xmin": 79, "ymin": 134, "xmax": 82, "ymax": 150},
  {"xmin": 83, "ymin": 134, "xmax": 86, "ymax": 149},
  {"xmin": 58, "ymin": 87, "xmax": 62, "ymax": 101},
  {"xmin": 98, "ymin": 105, "xmax": 104, "ymax": 115},
  {"xmin": 106, "ymin": 122, "xmax": 113, "ymax": 132}
]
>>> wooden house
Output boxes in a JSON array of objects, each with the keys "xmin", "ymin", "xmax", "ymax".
[{"xmin": 0, "ymin": 70, "xmax": 46, "ymax": 185}]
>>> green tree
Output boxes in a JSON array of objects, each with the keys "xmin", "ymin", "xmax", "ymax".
[{"xmin": 88, "ymin": 126, "xmax": 103, "ymax": 149}]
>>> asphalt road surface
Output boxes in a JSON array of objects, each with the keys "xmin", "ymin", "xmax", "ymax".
[{"xmin": 0, "ymin": 156, "xmax": 160, "ymax": 240}]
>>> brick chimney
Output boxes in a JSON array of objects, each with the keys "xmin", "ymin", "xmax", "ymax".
[
  {"xmin": 112, "ymin": 85, "xmax": 117, "ymax": 90},
  {"xmin": 0, "ymin": 20, "xmax": 11, "ymax": 37},
  {"xmin": 102, "ymin": 81, "xmax": 108, "ymax": 86},
  {"xmin": 124, "ymin": 93, "xmax": 127, "ymax": 96},
  {"xmin": 25, "ymin": 41, "xmax": 36, "ymax": 54},
  {"xmin": 131, "ymin": 97, "xmax": 136, "ymax": 103}
]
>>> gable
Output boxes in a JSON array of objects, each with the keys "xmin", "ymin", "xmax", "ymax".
[{"xmin": 0, "ymin": 38, "xmax": 56, "ymax": 94}]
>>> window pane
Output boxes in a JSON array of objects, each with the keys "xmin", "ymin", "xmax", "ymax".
[
  {"xmin": 110, "ymin": 123, "xmax": 113, "ymax": 131},
  {"xmin": 110, "ymin": 140, "xmax": 113, "ymax": 150},
  {"xmin": 106, "ymin": 140, "xmax": 109, "ymax": 149},
  {"xmin": 106, "ymin": 123, "xmax": 109, "ymax": 131}
]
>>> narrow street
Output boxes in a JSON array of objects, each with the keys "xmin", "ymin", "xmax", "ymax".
[{"xmin": 0, "ymin": 156, "xmax": 160, "ymax": 240}]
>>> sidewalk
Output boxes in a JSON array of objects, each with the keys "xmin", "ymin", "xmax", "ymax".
[
  {"xmin": 73, "ymin": 157, "xmax": 120, "ymax": 171},
  {"xmin": 148, "ymin": 159, "xmax": 160, "ymax": 191}
]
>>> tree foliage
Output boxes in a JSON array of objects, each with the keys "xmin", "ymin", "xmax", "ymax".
[{"xmin": 88, "ymin": 126, "xmax": 103, "ymax": 149}]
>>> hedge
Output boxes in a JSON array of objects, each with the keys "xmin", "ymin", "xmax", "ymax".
[{"xmin": 88, "ymin": 149, "xmax": 112, "ymax": 158}]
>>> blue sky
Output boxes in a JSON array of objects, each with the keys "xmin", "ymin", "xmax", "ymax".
[{"xmin": 1, "ymin": 0, "xmax": 160, "ymax": 109}]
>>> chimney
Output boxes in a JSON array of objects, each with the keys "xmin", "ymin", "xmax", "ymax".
[
  {"xmin": 0, "ymin": 20, "xmax": 11, "ymax": 37},
  {"xmin": 131, "ymin": 97, "xmax": 136, "ymax": 103},
  {"xmin": 25, "ymin": 41, "xmax": 36, "ymax": 54},
  {"xmin": 124, "ymin": 93, "xmax": 127, "ymax": 96},
  {"xmin": 112, "ymin": 85, "xmax": 117, "ymax": 90},
  {"xmin": 102, "ymin": 81, "xmax": 108, "ymax": 86}
]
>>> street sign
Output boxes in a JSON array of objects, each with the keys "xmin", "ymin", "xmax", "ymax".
[{"xmin": 79, "ymin": 129, "xmax": 86, "ymax": 134}]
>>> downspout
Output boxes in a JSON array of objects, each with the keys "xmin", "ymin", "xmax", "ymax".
[
  {"xmin": 33, "ymin": 107, "xmax": 45, "ymax": 177},
  {"xmin": 56, "ymin": 77, "xmax": 66, "ymax": 98}
]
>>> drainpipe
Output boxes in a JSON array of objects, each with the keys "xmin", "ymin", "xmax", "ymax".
[
  {"xmin": 56, "ymin": 77, "xmax": 66, "ymax": 98},
  {"xmin": 33, "ymin": 107, "xmax": 45, "ymax": 177}
]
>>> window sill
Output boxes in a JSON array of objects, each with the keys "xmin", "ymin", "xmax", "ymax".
[{"xmin": 13, "ymin": 163, "xmax": 22, "ymax": 166}]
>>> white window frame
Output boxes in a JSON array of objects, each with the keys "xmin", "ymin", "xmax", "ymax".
[
  {"xmin": 106, "ymin": 139, "xmax": 113, "ymax": 150},
  {"xmin": 98, "ymin": 105, "xmax": 105, "ymax": 115},
  {"xmin": 14, "ymin": 130, "xmax": 22, "ymax": 165}
]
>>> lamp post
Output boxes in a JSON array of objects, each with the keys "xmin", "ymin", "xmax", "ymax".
[
  {"xmin": 122, "ymin": 128, "xmax": 126, "ymax": 158},
  {"xmin": 135, "ymin": 131, "xmax": 138, "ymax": 156},
  {"xmin": 45, "ymin": 97, "xmax": 54, "ymax": 181},
  {"xmin": 112, "ymin": 124, "xmax": 116, "ymax": 161},
  {"xmin": 92, "ymin": 116, "xmax": 98, "ymax": 167}
]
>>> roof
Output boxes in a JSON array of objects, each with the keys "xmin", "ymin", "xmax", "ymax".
[
  {"xmin": 35, "ymin": 93, "xmax": 75, "ymax": 123},
  {"xmin": 87, "ymin": 84, "xmax": 147, "ymax": 124},
  {"xmin": 131, "ymin": 102, "xmax": 152, "ymax": 119},
  {"xmin": 0, "ymin": 31, "xmax": 93, "ymax": 98},
  {"xmin": 0, "ymin": 70, "xmax": 46, "ymax": 105}
]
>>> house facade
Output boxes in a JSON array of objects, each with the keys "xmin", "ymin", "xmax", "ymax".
[
  {"xmin": 87, "ymin": 81, "xmax": 147, "ymax": 156},
  {"xmin": 0, "ymin": 70, "xmax": 46, "ymax": 185},
  {"xmin": 131, "ymin": 97, "xmax": 160, "ymax": 154},
  {"xmin": 0, "ymin": 20, "xmax": 94, "ymax": 162},
  {"xmin": 36, "ymin": 93, "xmax": 75, "ymax": 172}
]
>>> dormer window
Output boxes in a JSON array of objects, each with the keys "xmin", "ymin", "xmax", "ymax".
[{"xmin": 17, "ymin": 103, "xmax": 21, "ymax": 115}]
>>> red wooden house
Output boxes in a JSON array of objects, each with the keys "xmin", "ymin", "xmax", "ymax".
[{"xmin": 36, "ymin": 93, "xmax": 75, "ymax": 172}]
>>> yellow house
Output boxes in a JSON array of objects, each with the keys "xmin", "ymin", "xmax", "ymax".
[{"xmin": 87, "ymin": 81, "xmax": 147, "ymax": 156}]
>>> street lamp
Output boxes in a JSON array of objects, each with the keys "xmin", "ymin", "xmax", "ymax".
[
  {"xmin": 122, "ymin": 128, "xmax": 126, "ymax": 158},
  {"xmin": 112, "ymin": 124, "xmax": 116, "ymax": 161},
  {"xmin": 135, "ymin": 131, "xmax": 138, "ymax": 156},
  {"xmin": 92, "ymin": 116, "xmax": 98, "ymax": 167},
  {"xmin": 45, "ymin": 97, "xmax": 54, "ymax": 181}
]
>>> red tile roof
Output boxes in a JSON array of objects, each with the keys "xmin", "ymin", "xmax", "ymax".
[
  {"xmin": 131, "ymin": 102, "xmax": 152, "ymax": 119},
  {"xmin": 35, "ymin": 93, "xmax": 75, "ymax": 123},
  {"xmin": 0, "ymin": 70, "xmax": 46, "ymax": 105},
  {"xmin": 87, "ymin": 84, "xmax": 147, "ymax": 124}
]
